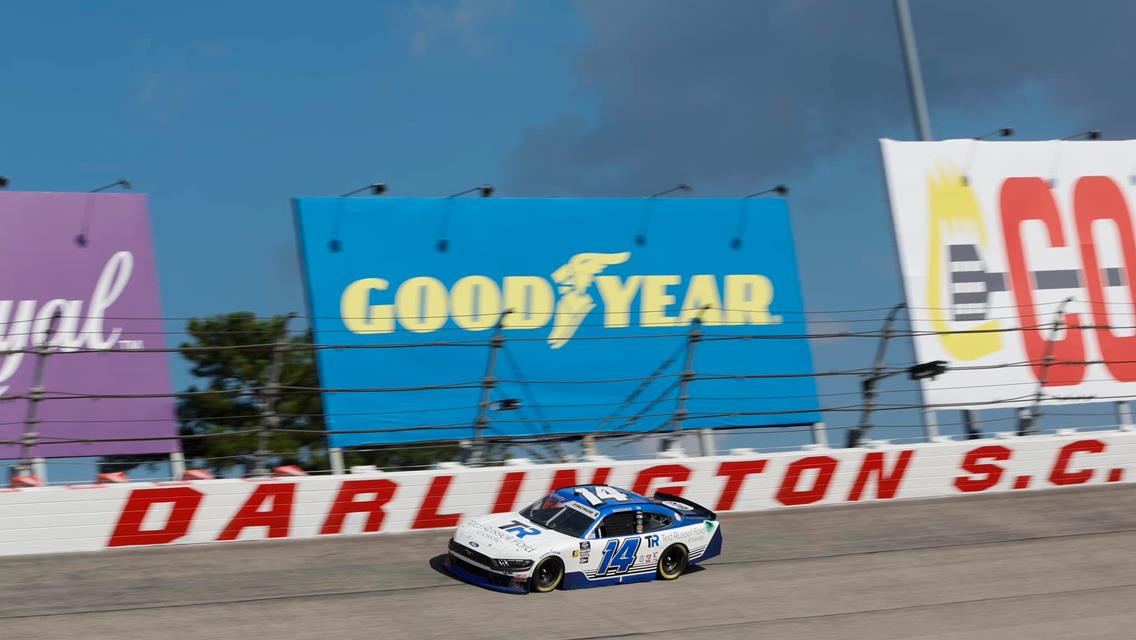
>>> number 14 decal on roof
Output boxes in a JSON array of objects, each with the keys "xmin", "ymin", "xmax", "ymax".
[{"xmin": 574, "ymin": 486, "xmax": 629, "ymax": 506}]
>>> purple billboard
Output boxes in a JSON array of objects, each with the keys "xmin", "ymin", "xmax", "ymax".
[{"xmin": 0, "ymin": 192, "xmax": 178, "ymax": 458}]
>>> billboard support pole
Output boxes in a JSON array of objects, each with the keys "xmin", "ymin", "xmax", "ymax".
[
  {"xmin": 961, "ymin": 409, "xmax": 981, "ymax": 440},
  {"xmin": 253, "ymin": 313, "xmax": 296, "ymax": 477},
  {"xmin": 664, "ymin": 313, "xmax": 704, "ymax": 453},
  {"xmin": 467, "ymin": 316, "xmax": 507, "ymax": 465},
  {"xmin": 1117, "ymin": 402, "xmax": 1134, "ymax": 432},
  {"xmin": 923, "ymin": 410, "xmax": 940, "ymax": 440},
  {"xmin": 169, "ymin": 451, "xmax": 186, "ymax": 479},
  {"xmin": 811, "ymin": 422, "xmax": 829, "ymax": 447}
]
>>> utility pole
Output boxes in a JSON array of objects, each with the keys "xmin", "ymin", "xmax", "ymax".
[
  {"xmin": 253, "ymin": 313, "xmax": 296, "ymax": 477},
  {"xmin": 895, "ymin": 0, "xmax": 933, "ymax": 141}
]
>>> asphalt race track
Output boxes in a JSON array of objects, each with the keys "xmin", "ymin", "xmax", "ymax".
[{"xmin": 2, "ymin": 485, "xmax": 1135, "ymax": 640}]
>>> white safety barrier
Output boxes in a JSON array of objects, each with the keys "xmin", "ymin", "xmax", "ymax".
[{"xmin": 2, "ymin": 430, "xmax": 1134, "ymax": 557}]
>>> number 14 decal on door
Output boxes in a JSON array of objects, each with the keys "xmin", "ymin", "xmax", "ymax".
[{"xmin": 597, "ymin": 538, "xmax": 641, "ymax": 575}]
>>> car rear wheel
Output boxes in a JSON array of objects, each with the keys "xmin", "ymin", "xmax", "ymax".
[
  {"xmin": 530, "ymin": 557, "xmax": 563, "ymax": 593},
  {"xmin": 657, "ymin": 544, "xmax": 688, "ymax": 580}
]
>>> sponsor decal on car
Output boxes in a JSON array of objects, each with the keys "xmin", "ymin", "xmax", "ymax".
[{"xmin": 564, "ymin": 500, "xmax": 600, "ymax": 520}]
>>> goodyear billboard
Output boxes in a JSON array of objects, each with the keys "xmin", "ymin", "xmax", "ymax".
[
  {"xmin": 294, "ymin": 198, "xmax": 820, "ymax": 446},
  {"xmin": 882, "ymin": 139, "xmax": 1136, "ymax": 409}
]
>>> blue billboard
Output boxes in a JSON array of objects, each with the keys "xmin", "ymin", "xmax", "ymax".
[{"xmin": 293, "ymin": 198, "xmax": 820, "ymax": 447}]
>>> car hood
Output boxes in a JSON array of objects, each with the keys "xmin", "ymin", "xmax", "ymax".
[{"xmin": 453, "ymin": 512, "xmax": 577, "ymax": 558}]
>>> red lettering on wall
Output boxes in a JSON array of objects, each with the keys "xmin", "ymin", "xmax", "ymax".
[
  {"xmin": 954, "ymin": 445, "xmax": 1012, "ymax": 493},
  {"xmin": 107, "ymin": 487, "xmax": 203, "ymax": 547},
  {"xmin": 1048, "ymin": 439, "xmax": 1106, "ymax": 486},
  {"xmin": 631, "ymin": 464, "xmax": 692, "ymax": 496},
  {"xmin": 412, "ymin": 475, "xmax": 464, "ymax": 529},
  {"xmin": 1000, "ymin": 177, "xmax": 1085, "ymax": 386},
  {"xmin": 775, "ymin": 456, "xmax": 838, "ymax": 506},
  {"xmin": 1074, "ymin": 176, "xmax": 1136, "ymax": 381},
  {"xmin": 548, "ymin": 467, "xmax": 612, "ymax": 492},
  {"xmin": 319, "ymin": 479, "xmax": 398, "ymax": 535},
  {"xmin": 491, "ymin": 472, "xmax": 526, "ymax": 514},
  {"xmin": 216, "ymin": 483, "xmax": 296, "ymax": 541},
  {"xmin": 714, "ymin": 460, "xmax": 767, "ymax": 511},
  {"xmin": 847, "ymin": 450, "xmax": 915, "ymax": 501}
]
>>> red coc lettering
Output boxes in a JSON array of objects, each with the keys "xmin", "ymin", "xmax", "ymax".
[
  {"xmin": 108, "ymin": 486, "xmax": 203, "ymax": 547},
  {"xmin": 1000, "ymin": 177, "xmax": 1086, "ymax": 386},
  {"xmin": 1074, "ymin": 177, "xmax": 1136, "ymax": 382}
]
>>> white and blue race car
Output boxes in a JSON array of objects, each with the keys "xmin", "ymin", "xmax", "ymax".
[{"xmin": 444, "ymin": 484, "xmax": 723, "ymax": 593}]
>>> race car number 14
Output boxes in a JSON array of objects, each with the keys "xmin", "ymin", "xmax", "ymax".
[{"xmin": 597, "ymin": 538, "xmax": 641, "ymax": 575}]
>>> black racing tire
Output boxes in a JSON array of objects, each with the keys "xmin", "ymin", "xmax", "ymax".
[
  {"xmin": 530, "ymin": 557, "xmax": 564, "ymax": 593},
  {"xmin": 657, "ymin": 544, "xmax": 688, "ymax": 580}
]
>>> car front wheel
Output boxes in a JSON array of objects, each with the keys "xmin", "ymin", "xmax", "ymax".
[
  {"xmin": 530, "ymin": 557, "xmax": 564, "ymax": 593},
  {"xmin": 657, "ymin": 544, "xmax": 688, "ymax": 580}
]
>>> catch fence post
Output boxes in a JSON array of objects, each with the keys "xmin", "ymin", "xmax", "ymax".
[
  {"xmin": 663, "ymin": 314, "xmax": 703, "ymax": 454},
  {"xmin": 17, "ymin": 313, "xmax": 60, "ymax": 478},
  {"xmin": 253, "ymin": 312, "xmax": 296, "ymax": 477},
  {"xmin": 846, "ymin": 303, "xmax": 905, "ymax": 447},
  {"xmin": 467, "ymin": 316, "xmax": 507, "ymax": 465}
]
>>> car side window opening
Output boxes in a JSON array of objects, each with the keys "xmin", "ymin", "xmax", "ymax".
[
  {"xmin": 642, "ymin": 512, "xmax": 671, "ymax": 532},
  {"xmin": 596, "ymin": 511, "xmax": 638, "ymax": 538}
]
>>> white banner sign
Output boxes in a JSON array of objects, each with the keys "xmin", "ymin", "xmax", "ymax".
[
  {"xmin": 1, "ymin": 430, "xmax": 1134, "ymax": 557},
  {"xmin": 881, "ymin": 139, "xmax": 1136, "ymax": 408}
]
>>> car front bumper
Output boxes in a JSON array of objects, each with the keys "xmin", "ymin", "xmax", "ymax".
[{"xmin": 443, "ymin": 553, "xmax": 530, "ymax": 595}]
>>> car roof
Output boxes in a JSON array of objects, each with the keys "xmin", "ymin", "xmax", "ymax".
[{"xmin": 552, "ymin": 484, "xmax": 658, "ymax": 515}]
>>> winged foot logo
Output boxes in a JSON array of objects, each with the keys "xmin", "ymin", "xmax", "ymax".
[{"xmin": 339, "ymin": 251, "xmax": 781, "ymax": 348}]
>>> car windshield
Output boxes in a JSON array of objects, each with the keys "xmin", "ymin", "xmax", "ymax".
[{"xmin": 520, "ymin": 493, "xmax": 596, "ymax": 538}]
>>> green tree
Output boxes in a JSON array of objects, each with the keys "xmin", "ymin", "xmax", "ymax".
[{"xmin": 100, "ymin": 312, "xmax": 458, "ymax": 475}]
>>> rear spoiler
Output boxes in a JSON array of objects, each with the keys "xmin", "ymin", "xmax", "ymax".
[{"xmin": 654, "ymin": 492, "xmax": 717, "ymax": 520}]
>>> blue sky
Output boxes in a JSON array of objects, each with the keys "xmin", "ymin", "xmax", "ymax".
[{"xmin": 3, "ymin": 0, "xmax": 1135, "ymax": 480}]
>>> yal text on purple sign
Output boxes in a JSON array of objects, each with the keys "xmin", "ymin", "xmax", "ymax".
[{"xmin": 0, "ymin": 192, "xmax": 178, "ymax": 459}]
